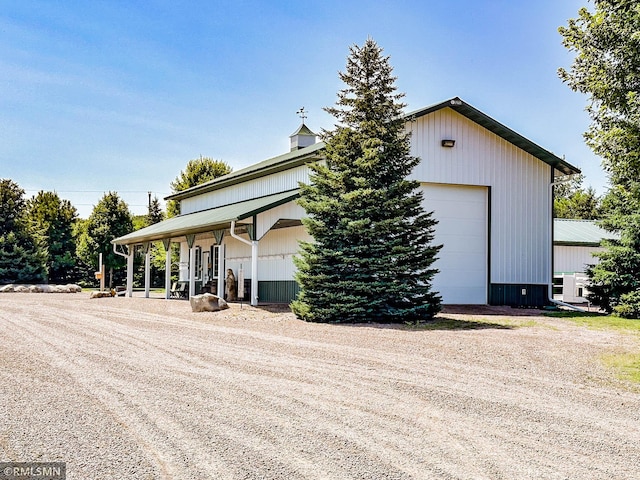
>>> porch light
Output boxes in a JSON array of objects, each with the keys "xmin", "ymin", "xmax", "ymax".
[{"xmin": 441, "ymin": 139, "xmax": 455, "ymax": 148}]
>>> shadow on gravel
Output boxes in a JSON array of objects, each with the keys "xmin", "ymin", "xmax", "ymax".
[
  {"xmin": 255, "ymin": 304, "xmax": 515, "ymax": 330},
  {"xmin": 403, "ymin": 318, "xmax": 513, "ymax": 331}
]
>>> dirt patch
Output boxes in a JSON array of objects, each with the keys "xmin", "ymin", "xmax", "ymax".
[{"xmin": 1, "ymin": 294, "xmax": 638, "ymax": 479}]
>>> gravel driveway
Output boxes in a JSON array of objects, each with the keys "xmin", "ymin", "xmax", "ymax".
[{"xmin": 1, "ymin": 294, "xmax": 639, "ymax": 479}]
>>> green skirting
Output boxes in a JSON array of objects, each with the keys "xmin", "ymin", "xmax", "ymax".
[
  {"xmin": 489, "ymin": 283, "xmax": 548, "ymax": 307},
  {"xmin": 258, "ymin": 281, "xmax": 300, "ymax": 304}
]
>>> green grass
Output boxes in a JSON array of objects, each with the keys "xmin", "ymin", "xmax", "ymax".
[
  {"xmin": 544, "ymin": 311, "xmax": 640, "ymax": 333},
  {"xmin": 545, "ymin": 312, "xmax": 640, "ymax": 386},
  {"xmin": 602, "ymin": 353, "xmax": 640, "ymax": 385}
]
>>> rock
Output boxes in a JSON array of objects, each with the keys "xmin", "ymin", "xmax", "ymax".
[
  {"xmin": 90, "ymin": 290, "xmax": 115, "ymax": 299},
  {"xmin": 190, "ymin": 293, "xmax": 230, "ymax": 313},
  {"xmin": 14, "ymin": 285, "xmax": 29, "ymax": 293},
  {"xmin": 0, "ymin": 285, "xmax": 15, "ymax": 293},
  {"xmin": 66, "ymin": 284, "xmax": 82, "ymax": 293},
  {"xmin": 29, "ymin": 285, "xmax": 43, "ymax": 293}
]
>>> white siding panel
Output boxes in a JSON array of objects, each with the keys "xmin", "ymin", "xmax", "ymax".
[
  {"xmin": 409, "ymin": 108, "xmax": 551, "ymax": 285},
  {"xmin": 554, "ymin": 246, "xmax": 603, "ymax": 274},
  {"xmin": 221, "ymin": 225, "xmax": 311, "ymax": 281},
  {"xmin": 181, "ymin": 165, "xmax": 310, "ymax": 214},
  {"xmin": 256, "ymin": 200, "xmax": 306, "ymax": 240}
]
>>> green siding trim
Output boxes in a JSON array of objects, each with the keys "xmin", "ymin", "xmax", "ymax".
[
  {"xmin": 489, "ymin": 283, "xmax": 549, "ymax": 307},
  {"xmin": 258, "ymin": 280, "xmax": 300, "ymax": 304}
]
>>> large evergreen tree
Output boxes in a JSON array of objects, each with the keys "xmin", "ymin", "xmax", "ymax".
[
  {"xmin": 26, "ymin": 191, "xmax": 79, "ymax": 283},
  {"xmin": 0, "ymin": 179, "xmax": 47, "ymax": 284},
  {"xmin": 292, "ymin": 39, "xmax": 442, "ymax": 323},
  {"xmin": 559, "ymin": 1, "xmax": 640, "ymax": 315}
]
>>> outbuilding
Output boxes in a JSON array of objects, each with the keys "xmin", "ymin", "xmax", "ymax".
[
  {"xmin": 553, "ymin": 218, "xmax": 618, "ymax": 303},
  {"xmin": 113, "ymin": 97, "xmax": 580, "ymax": 307}
]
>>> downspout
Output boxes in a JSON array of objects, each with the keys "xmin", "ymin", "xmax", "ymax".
[
  {"xmin": 548, "ymin": 174, "xmax": 586, "ymax": 312},
  {"xmin": 230, "ymin": 220, "xmax": 259, "ymax": 306},
  {"xmin": 113, "ymin": 242, "xmax": 134, "ymax": 297}
]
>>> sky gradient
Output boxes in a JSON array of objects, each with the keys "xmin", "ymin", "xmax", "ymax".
[{"xmin": 1, "ymin": 0, "xmax": 603, "ymax": 218}]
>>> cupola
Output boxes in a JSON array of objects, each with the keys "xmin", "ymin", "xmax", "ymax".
[{"xmin": 289, "ymin": 107, "xmax": 317, "ymax": 151}]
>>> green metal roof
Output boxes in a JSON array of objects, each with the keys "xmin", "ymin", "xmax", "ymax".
[
  {"xmin": 113, "ymin": 190, "xmax": 299, "ymax": 245},
  {"xmin": 290, "ymin": 123, "xmax": 317, "ymax": 137},
  {"xmin": 554, "ymin": 219, "xmax": 619, "ymax": 246},
  {"xmin": 406, "ymin": 98, "xmax": 581, "ymax": 176}
]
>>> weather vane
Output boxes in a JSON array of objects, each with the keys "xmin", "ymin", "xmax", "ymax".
[{"xmin": 296, "ymin": 107, "xmax": 307, "ymax": 124}]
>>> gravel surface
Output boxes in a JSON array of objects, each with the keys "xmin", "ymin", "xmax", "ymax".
[{"xmin": 1, "ymin": 294, "xmax": 639, "ymax": 479}]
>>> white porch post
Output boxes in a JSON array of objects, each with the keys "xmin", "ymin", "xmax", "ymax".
[
  {"xmin": 163, "ymin": 239, "xmax": 172, "ymax": 300},
  {"xmin": 230, "ymin": 220, "xmax": 259, "ymax": 307},
  {"xmin": 143, "ymin": 242, "xmax": 151, "ymax": 298},
  {"xmin": 217, "ymin": 244, "xmax": 225, "ymax": 298},
  {"xmin": 251, "ymin": 240, "xmax": 258, "ymax": 306},
  {"xmin": 186, "ymin": 234, "xmax": 196, "ymax": 298},
  {"xmin": 213, "ymin": 230, "xmax": 225, "ymax": 299},
  {"xmin": 126, "ymin": 245, "xmax": 134, "ymax": 297}
]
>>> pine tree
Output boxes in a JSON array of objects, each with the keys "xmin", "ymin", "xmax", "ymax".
[
  {"xmin": 26, "ymin": 191, "xmax": 79, "ymax": 283},
  {"xmin": 0, "ymin": 179, "xmax": 47, "ymax": 284},
  {"xmin": 291, "ymin": 39, "xmax": 442, "ymax": 323}
]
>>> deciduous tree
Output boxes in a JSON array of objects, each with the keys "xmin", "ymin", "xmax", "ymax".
[
  {"xmin": 76, "ymin": 192, "xmax": 133, "ymax": 287},
  {"xmin": 559, "ymin": 1, "xmax": 640, "ymax": 315},
  {"xmin": 167, "ymin": 156, "xmax": 231, "ymax": 217}
]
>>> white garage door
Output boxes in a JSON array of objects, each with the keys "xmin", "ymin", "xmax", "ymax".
[{"xmin": 422, "ymin": 184, "xmax": 488, "ymax": 304}]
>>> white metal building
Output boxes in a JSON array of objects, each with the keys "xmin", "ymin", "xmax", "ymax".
[
  {"xmin": 553, "ymin": 218, "xmax": 618, "ymax": 303},
  {"xmin": 113, "ymin": 97, "xmax": 580, "ymax": 306}
]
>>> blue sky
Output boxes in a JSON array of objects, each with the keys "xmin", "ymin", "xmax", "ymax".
[{"xmin": 1, "ymin": 0, "xmax": 602, "ymax": 218}]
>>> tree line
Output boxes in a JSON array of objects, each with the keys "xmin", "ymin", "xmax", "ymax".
[{"xmin": 0, "ymin": 156, "xmax": 231, "ymax": 287}]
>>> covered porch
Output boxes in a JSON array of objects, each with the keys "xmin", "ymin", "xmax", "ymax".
[{"xmin": 111, "ymin": 190, "xmax": 301, "ymax": 306}]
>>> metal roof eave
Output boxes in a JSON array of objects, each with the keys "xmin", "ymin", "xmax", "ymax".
[
  {"xmin": 113, "ymin": 190, "xmax": 300, "ymax": 246},
  {"xmin": 406, "ymin": 98, "xmax": 581, "ymax": 176}
]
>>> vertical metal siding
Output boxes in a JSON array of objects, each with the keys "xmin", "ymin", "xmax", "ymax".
[
  {"xmin": 181, "ymin": 165, "xmax": 310, "ymax": 214},
  {"xmin": 409, "ymin": 108, "xmax": 551, "ymax": 285},
  {"xmin": 554, "ymin": 246, "xmax": 603, "ymax": 274}
]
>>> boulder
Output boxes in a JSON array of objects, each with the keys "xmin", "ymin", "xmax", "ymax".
[
  {"xmin": 0, "ymin": 283, "xmax": 82, "ymax": 293},
  {"xmin": 90, "ymin": 290, "xmax": 115, "ymax": 299},
  {"xmin": 190, "ymin": 293, "xmax": 230, "ymax": 313}
]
